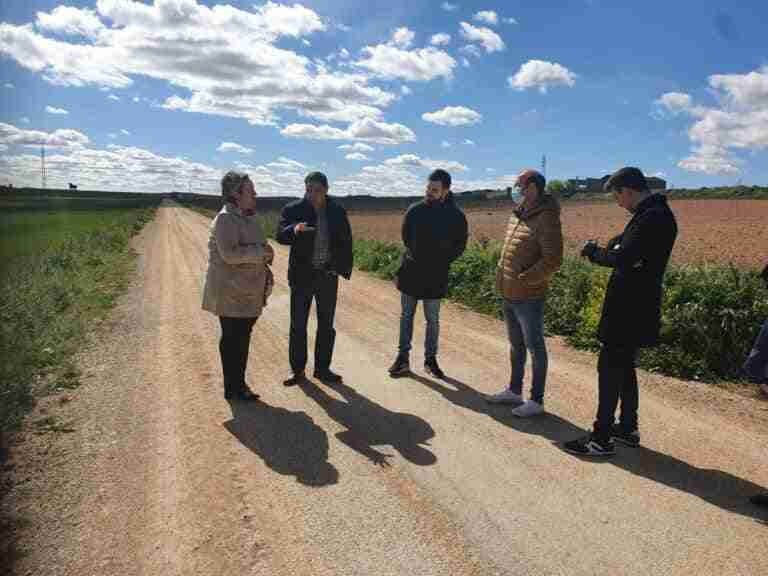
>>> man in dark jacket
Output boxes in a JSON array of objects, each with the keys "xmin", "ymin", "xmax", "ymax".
[
  {"xmin": 564, "ymin": 167, "xmax": 678, "ymax": 457},
  {"xmin": 388, "ymin": 169, "xmax": 468, "ymax": 379},
  {"xmin": 277, "ymin": 172, "xmax": 353, "ymax": 386},
  {"xmin": 746, "ymin": 262, "xmax": 768, "ymax": 508}
]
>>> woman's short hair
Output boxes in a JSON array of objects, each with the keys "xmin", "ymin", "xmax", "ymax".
[{"xmin": 221, "ymin": 171, "xmax": 250, "ymax": 202}]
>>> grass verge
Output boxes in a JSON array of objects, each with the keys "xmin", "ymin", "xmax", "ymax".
[{"xmin": 0, "ymin": 204, "xmax": 158, "ymax": 435}]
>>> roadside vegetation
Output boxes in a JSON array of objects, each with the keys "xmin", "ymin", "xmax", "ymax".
[
  {"xmin": 352, "ymin": 239, "xmax": 768, "ymax": 383},
  {"xmin": 0, "ymin": 194, "xmax": 159, "ymax": 435}
]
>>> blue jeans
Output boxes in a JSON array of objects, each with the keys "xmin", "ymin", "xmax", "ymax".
[
  {"xmin": 398, "ymin": 293, "xmax": 441, "ymax": 360},
  {"xmin": 503, "ymin": 298, "xmax": 548, "ymax": 404}
]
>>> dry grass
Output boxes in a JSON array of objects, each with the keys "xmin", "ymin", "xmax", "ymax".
[{"xmin": 348, "ymin": 199, "xmax": 768, "ymax": 270}]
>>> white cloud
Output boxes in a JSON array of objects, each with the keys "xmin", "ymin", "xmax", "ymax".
[
  {"xmin": 442, "ymin": 3, "xmax": 459, "ymax": 11},
  {"xmin": 0, "ymin": 144, "xmax": 7, "ymax": 151},
  {"xmin": 45, "ymin": 106, "xmax": 69, "ymax": 115},
  {"xmin": 462, "ymin": 58, "xmax": 470, "ymax": 68},
  {"xmin": 486, "ymin": 167, "xmax": 496, "ymax": 173},
  {"xmin": 345, "ymin": 152, "xmax": 370, "ymax": 161},
  {"xmin": 459, "ymin": 22, "xmax": 505, "ymax": 53},
  {"xmin": 339, "ymin": 48, "xmax": 350, "ymax": 59},
  {"xmin": 655, "ymin": 92, "xmax": 693, "ymax": 115},
  {"xmin": 36, "ymin": 6, "xmax": 107, "ymax": 39},
  {"xmin": 504, "ymin": 17, "xmax": 518, "ymax": 24},
  {"xmin": 218, "ymin": 141, "xmax": 253, "ymax": 154},
  {"xmin": 655, "ymin": 66, "xmax": 768, "ymax": 175},
  {"xmin": 460, "ymin": 45, "xmax": 482, "ymax": 59},
  {"xmin": 463, "ymin": 139, "xmax": 475, "ymax": 145},
  {"xmin": 0, "ymin": 122, "xmax": 89, "ymax": 148},
  {"xmin": 302, "ymin": 39, "xmax": 311, "ymax": 47},
  {"xmin": 0, "ymin": 2, "xmax": 403, "ymax": 130},
  {"xmin": 107, "ymin": 93, "xmax": 120, "ymax": 101},
  {"xmin": 401, "ymin": 85, "xmax": 412, "ymax": 95},
  {"xmin": 508, "ymin": 60, "xmax": 577, "ymax": 93},
  {"xmin": 132, "ymin": 96, "xmax": 141, "ymax": 103},
  {"xmin": 678, "ymin": 145, "xmax": 741, "ymax": 175},
  {"xmin": 282, "ymin": 118, "xmax": 416, "ymax": 145},
  {"xmin": 355, "ymin": 44, "xmax": 456, "ymax": 82},
  {"xmin": 422, "ymin": 105, "xmax": 482, "ymax": 126},
  {"xmin": 441, "ymin": 140, "xmax": 452, "ymax": 148},
  {"xmin": 108, "ymin": 132, "xmax": 117, "ymax": 139},
  {"xmin": 4, "ymin": 83, "xmax": 14, "ymax": 89},
  {"xmin": 430, "ymin": 33, "xmax": 451, "ymax": 46},
  {"xmin": 20, "ymin": 117, "xmax": 30, "ymax": 124},
  {"xmin": 392, "ymin": 27, "xmax": 415, "ymax": 48},
  {"xmin": 473, "ymin": 11, "xmax": 498, "ymax": 26},
  {"xmin": 120, "ymin": 129, "xmax": 131, "ymax": 136},
  {"xmin": 385, "ymin": 154, "xmax": 467, "ymax": 172},
  {"xmin": 338, "ymin": 142, "xmax": 374, "ymax": 152},
  {"xmin": 267, "ymin": 156, "xmax": 306, "ymax": 171}
]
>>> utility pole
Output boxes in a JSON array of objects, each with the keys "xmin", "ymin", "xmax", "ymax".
[
  {"xmin": 41, "ymin": 144, "xmax": 47, "ymax": 189},
  {"xmin": 541, "ymin": 154, "xmax": 547, "ymax": 178}
]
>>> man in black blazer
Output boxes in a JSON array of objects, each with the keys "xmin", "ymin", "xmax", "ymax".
[
  {"xmin": 277, "ymin": 172, "xmax": 353, "ymax": 386},
  {"xmin": 564, "ymin": 167, "xmax": 678, "ymax": 457}
]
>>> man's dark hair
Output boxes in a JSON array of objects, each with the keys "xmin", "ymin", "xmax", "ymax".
[
  {"xmin": 428, "ymin": 169, "xmax": 451, "ymax": 190},
  {"xmin": 305, "ymin": 171, "xmax": 329, "ymax": 189},
  {"xmin": 604, "ymin": 167, "xmax": 649, "ymax": 193}
]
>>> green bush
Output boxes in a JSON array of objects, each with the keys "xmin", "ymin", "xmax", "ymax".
[
  {"xmin": 352, "ymin": 238, "xmax": 404, "ymax": 279},
  {"xmin": 351, "ymin": 237, "xmax": 768, "ymax": 384},
  {"xmin": 447, "ymin": 243, "xmax": 503, "ymax": 317}
]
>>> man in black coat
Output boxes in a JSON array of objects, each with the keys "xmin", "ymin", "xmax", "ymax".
[
  {"xmin": 388, "ymin": 169, "xmax": 468, "ymax": 379},
  {"xmin": 276, "ymin": 172, "xmax": 353, "ymax": 386},
  {"xmin": 564, "ymin": 167, "xmax": 678, "ymax": 457}
]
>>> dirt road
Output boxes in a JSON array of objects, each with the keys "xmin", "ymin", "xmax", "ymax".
[{"xmin": 4, "ymin": 203, "xmax": 767, "ymax": 575}]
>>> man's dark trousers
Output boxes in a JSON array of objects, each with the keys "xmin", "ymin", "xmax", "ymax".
[
  {"xmin": 290, "ymin": 269, "xmax": 339, "ymax": 375},
  {"xmin": 593, "ymin": 344, "xmax": 639, "ymax": 441},
  {"xmin": 219, "ymin": 316, "xmax": 257, "ymax": 396}
]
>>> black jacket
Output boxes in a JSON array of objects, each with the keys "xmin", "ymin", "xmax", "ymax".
[
  {"xmin": 396, "ymin": 193, "xmax": 468, "ymax": 299},
  {"xmin": 276, "ymin": 197, "xmax": 353, "ymax": 286},
  {"xmin": 588, "ymin": 193, "xmax": 678, "ymax": 347}
]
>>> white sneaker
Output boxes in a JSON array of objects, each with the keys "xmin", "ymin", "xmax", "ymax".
[
  {"xmin": 486, "ymin": 389, "xmax": 523, "ymax": 404},
  {"xmin": 511, "ymin": 400, "xmax": 544, "ymax": 418}
]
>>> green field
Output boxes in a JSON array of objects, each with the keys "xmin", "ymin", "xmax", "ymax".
[{"xmin": 0, "ymin": 193, "xmax": 160, "ymax": 435}]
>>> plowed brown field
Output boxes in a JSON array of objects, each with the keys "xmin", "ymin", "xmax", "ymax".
[{"xmin": 349, "ymin": 199, "xmax": 768, "ymax": 270}]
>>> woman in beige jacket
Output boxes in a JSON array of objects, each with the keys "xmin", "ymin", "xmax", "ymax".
[
  {"xmin": 202, "ymin": 171, "xmax": 274, "ymax": 401},
  {"xmin": 487, "ymin": 169, "xmax": 563, "ymax": 416}
]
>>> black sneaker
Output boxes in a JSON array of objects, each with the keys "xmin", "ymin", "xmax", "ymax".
[
  {"xmin": 563, "ymin": 434, "xmax": 616, "ymax": 457},
  {"xmin": 424, "ymin": 358, "xmax": 445, "ymax": 379},
  {"xmin": 749, "ymin": 493, "xmax": 768, "ymax": 508},
  {"xmin": 388, "ymin": 354, "xmax": 410, "ymax": 377},
  {"xmin": 283, "ymin": 371, "xmax": 307, "ymax": 387},
  {"xmin": 611, "ymin": 424, "xmax": 640, "ymax": 448},
  {"xmin": 313, "ymin": 369, "xmax": 343, "ymax": 385}
]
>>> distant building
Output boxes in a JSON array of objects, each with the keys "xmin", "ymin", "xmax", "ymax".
[{"xmin": 567, "ymin": 175, "xmax": 666, "ymax": 193}]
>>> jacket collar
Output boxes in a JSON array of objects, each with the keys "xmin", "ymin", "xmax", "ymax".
[
  {"xmin": 632, "ymin": 192, "xmax": 666, "ymax": 215},
  {"xmin": 515, "ymin": 193, "xmax": 560, "ymax": 219}
]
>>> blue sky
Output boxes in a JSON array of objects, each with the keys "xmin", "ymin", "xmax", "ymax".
[{"xmin": 1, "ymin": 0, "xmax": 767, "ymax": 195}]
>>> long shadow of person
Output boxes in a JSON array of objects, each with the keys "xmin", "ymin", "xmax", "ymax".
[
  {"xmin": 410, "ymin": 373, "xmax": 768, "ymax": 524},
  {"xmin": 223, "ymin": 399, "xmax": 339, "ymax": 487},
  {"xmin": 299, "ymin": 379, "xmax": 437, "ymax": 468}
]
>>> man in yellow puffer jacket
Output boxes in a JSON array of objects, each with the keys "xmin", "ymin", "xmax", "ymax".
[{"xmin": 486, "ymin": 169, "xmax": 563, "ymax": 417}]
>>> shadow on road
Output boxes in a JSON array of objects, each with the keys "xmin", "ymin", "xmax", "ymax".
[
  {"xmin": 299, "ymin": 379, "xmax": 437, "ymax": 468},
  {"xmin": 411, "ymin": 373, "xmax": 768, "ymax": 524},
  {"xmin": 223, "ymin": 400, "xmax": 339, "ymax": 487}
]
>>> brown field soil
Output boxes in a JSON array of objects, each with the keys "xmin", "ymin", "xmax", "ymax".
[{"xmin": 348, "ymin": 199, "xmax": 768, "ymax": 270}]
